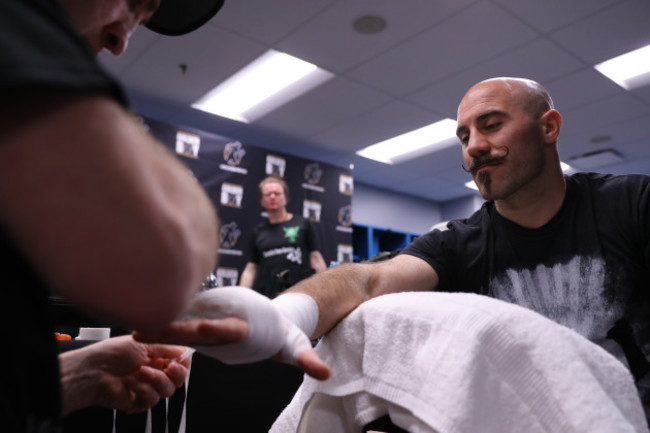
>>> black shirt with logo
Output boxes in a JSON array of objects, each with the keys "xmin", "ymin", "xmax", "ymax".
[{"xmin": 245, "ymin": 215, "xmax": 320, "ymax": 298}]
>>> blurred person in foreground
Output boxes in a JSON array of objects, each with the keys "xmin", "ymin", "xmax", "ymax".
[{"xmin": 0, "ymin": 1, "xmax": 328, "ymax": 431}]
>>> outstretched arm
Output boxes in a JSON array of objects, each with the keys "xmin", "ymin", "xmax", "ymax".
[
  {"xmin": 286, "ymin": 254, "xmax": 438, "ymax": 338},
  {"xmin": 134, "ymin": 287, "xmax": 331, "ymax": 380},
  {"xmin": 135, "ymin": 256, "xmax": 435, "ymax": 380}
]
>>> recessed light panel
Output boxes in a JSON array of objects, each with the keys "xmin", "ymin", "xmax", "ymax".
[
  {"xmin": 192, "ymin": 50, "xmax": 333, "ymax": 123},
  {"xmin": 356, "ymin": 119, "xmax": 458, "ymax": 165},
  {"xmin": 594, "ymin": 44, "xmax": 650, "ymax": 90}
]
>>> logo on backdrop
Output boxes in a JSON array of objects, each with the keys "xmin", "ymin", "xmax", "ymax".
[
  {"xmin": 175, "ymin": 131, "xmax": 200, "ymax": 159},
  {"xmin": 303, "ymin": 162, "xmax": 324, "ymax": 193},
  {"xmin": 220, "ymin": 141, "xmax": 248, "ymax": 175},
  {"xmin": 266, "ymin": 154, "xmax": 286, "ymax": 177},
  {"xmin": 220, "ymin": 221, "xmax": 242, "ymax": 249},
  {"xmin": 215, "ymin": 267, "xmax": 239, "ymax": 287},
  {"xmin": 337, "ymin": 204, "xmax": 353, "ymax": 232},
  {"xmin": 218, "ymin": 221, "xmax": 243, "ymax": 257},
  {"xmin": 337, "ymin": 244, "xmax": 353, "ymax": 263},
  {"xmin": 304, "ymin": 162, "xmax": 322, "ymax": 185},
  {"xmin": 339, "ymin": 174, "xmax": 353, "ymax": 196},
  {"xmin": 303, "ymin": 199, "xmax": 322, "ymax": 223},
  {"xmin": 220, "ymin": 182, "xmax": 243, "ymax": 208}
]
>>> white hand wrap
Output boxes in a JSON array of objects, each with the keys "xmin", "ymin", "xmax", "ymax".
[
  {"xmin": 183, "ymin": 287, "xmax": 320, "ymax": 367},
  {"xmin": 184, "ymin": 286, "xmax": 285, "ymax": 364},
  {"xmin": 271, "ymin": 293, "xmax": 319, "ymax": 337},
  {"xmin": 272, "ymin": 293, "xmax": 320, "ymax": 365}
]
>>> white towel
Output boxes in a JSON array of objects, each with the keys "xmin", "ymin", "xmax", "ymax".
[{"xmin": 271, "ymin": 292, "xmax": 649, "ymax": 433}]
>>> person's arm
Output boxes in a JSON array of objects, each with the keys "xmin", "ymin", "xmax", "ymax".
[
  {"xmin": 286, "ymin": 254, "xmax": 438, "ymax": 338},
  {"xmin": 59, "ymin": 335, "xmax": 191, "ymax": 415},
  {"xmin": 133, "ymin": 251, "xmax": 435, "ymax": 380},
  {"xmin": 239, "ymin": 262, "xmax": 258, "ymax": 287},
  {"xmin": 309, "ymin": 250, "xmax": 327, "ymax": 273},
  {"xmin": 0, "ymin": 91, "xmax": 218, "ymax": 330},
  {"xmin": 134, "ymin": 288, "xmax": 330, "ymax": 380}
]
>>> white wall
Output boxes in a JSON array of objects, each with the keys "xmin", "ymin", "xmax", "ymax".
[
  {"xmin": 352, "ymin": 183, "xmax": 442, "ymax": 235},
  {"xmin": 353, "ymin": 183, "xmax": 485, "ymax": 234}
]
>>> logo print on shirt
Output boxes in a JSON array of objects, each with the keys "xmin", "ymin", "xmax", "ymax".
[
  {"xmin": 283, "ymin": 226, "xmax": 300, "ymax": 243},
  {"xmin": 489, "ymin": 255, "xmax": 620, "ymax": 341}
]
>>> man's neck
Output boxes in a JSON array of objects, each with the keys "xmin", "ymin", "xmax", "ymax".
[
  {"xmin": 495, "ymin": 172, "xmax": 567, "ymax": 229},
  {"xmin": 268, "ymin": 210, "xmax": 292, "ymax": 224}
]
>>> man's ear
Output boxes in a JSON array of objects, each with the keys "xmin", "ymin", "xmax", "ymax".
[{"xmin": 541, "ymin": 109, "xmax": 562, "ymax": 144}]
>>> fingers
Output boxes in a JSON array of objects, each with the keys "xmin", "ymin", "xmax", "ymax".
[
  {"xmin": 297, "ymin": 349, "xmax": 331, "ymax": 381},
  {"xmin": 133, "ymin": 317, "xmax": 249, "ymax": 346},
  {"xmin": 274, "ymin": 318, "xmax": 331, "ymax": 380},
  {"xmin": 120, "ymin": 364, "xmax": 185, "ymax": 413},
  {"xmin": 163, "ymin": 361, "xmax": 189, "ymax": 388},
  {"xmin": 145, "ymin": 343, "xmax": 187, "ymax": 361}
]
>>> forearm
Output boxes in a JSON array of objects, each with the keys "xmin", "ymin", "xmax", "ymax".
[
  {"xmin": 239, "ymin": 263, "xmax": 257, "ymax": 287},
  {"xmin": 59, "ymin": 347, "xmax": 100, "ymax": 415},
  {"xmin": 310, "ymin": 251, "xmax": 327, "ymax": 273},
  {"xmin": 0, "ymin": 94, "xmax": 218, "ymax": 329},
  {"xmin": 285, "ymin": 262, "xmax": 376, "ymax": 338}
]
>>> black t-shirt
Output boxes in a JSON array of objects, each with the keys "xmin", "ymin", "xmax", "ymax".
[
  {"xmin": 403, "ymin": 172, "xmax": 650, "ymax": 416},
  {"xmin": 245, "ymin": 215, "xmax": 320, "ymax": 298},
  {"xmin": 0, "ymin": 1, "xmax": 126, "ymax": 431}
]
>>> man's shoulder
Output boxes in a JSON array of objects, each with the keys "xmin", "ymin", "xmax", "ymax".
[
  {"xmin": 568, "ymin": 172, "xmax": 650, "ymax": 194},
  {"xmin": 437, "ymin": 204, "xmax": 492, "ymax": 238}
]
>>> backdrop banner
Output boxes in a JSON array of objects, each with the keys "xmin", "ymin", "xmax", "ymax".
[{"xmin": 142, "ymin": 116, "xmax": 354, "ymax": 287}]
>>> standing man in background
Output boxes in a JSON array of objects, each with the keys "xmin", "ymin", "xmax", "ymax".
[{"xmin": 240, "ymin": 175, "xmax": 327, "ymax": 299}]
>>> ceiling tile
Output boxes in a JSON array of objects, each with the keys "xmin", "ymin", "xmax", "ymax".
[
  {"xmin": 549, "ymin": 0, "xmax": 650, "ymax": 64},
  {"xmin": 274, "ymin": 0, "xmax": 477, "ymax": 73},
  {"xmin": 211, "ymin": 0, "xmax": 336, "ymax": 44},
  {"xmin": 347, "ymin": 1, "xmax": 538, "ymax": 96},
  {"xmin": 253, "ymin": 76, "xmax": 392, "ymax": 139},
  {"xmin": 493, "ymin": 0, "xmax": 622, "ymax": 33},
  {"xmin": 545, "ymin": 68, "xmax": 627, "ymax": 111},
  {"xmin": 313, "ymin": 100, "xmax": 442, "ymax": 152},
  {"xmin": 407, "ymin": 38, "xmax": 585, "ymax": 116}
]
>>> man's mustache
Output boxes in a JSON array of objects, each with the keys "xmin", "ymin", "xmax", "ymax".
[{"xmin": 461, "ymin": 147, "xmax": 510, "ymax": 174}]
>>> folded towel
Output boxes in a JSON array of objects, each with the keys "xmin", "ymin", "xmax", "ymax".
[{"xmin": 271, "ymin": 292, "xmax": 648, "ymax": 433}]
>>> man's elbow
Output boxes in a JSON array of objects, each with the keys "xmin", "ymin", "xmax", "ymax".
[{"xmin": 79, "ymin": 219, "xmax": 217, "ymax": 330}]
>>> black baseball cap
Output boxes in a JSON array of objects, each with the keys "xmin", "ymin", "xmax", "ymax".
[{"xmin": 145, "ymin": 0, "xmax": 225, "ymax": 36}]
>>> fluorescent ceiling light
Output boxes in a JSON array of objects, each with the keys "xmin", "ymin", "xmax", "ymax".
[
  {"xmin": 464, "ymin": 161, "xmax": 576, "ymax": 191},
  {"xmin": 192, "ymin": 50, "xmax": 334, "ymax": 123},
  {"xmin": 356, "ymin": 118, "xmax": 458, "ymax": 164},
  {"xmin": 594, "ymin": 44, "xmax": 650, "ymax": 90}
]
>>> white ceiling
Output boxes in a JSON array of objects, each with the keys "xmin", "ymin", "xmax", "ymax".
[{"xmin": 100, "ymin": 0, "xmax": 650, "ymax": 203}]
